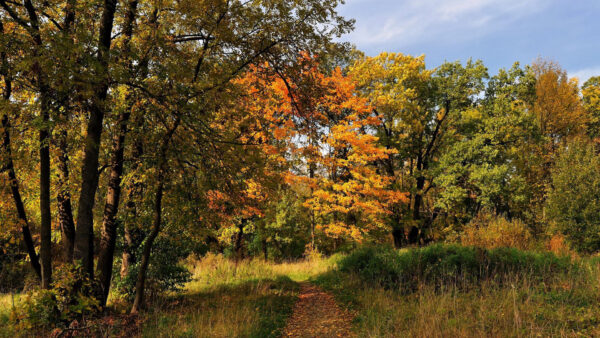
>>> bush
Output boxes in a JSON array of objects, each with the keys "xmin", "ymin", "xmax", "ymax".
[
  {"xmin": 12, "ymin": 264, "xmax": 101, "ymax": 329},
  {"xmin": 339, "ymin": 244, "xmax": 579, "ymax": 291},
  {"xmin": 460, "ymin": 215, "xmax": 533, "ymax": 250},
  {"xmin": 114, "ymin": 235, "xmax": 191, "ymax": 301}
]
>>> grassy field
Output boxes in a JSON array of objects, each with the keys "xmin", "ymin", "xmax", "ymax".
[
  {"xmin": 140, "ymin": 253, "xmax": 337, "ymax": 337},
  {"xmin": 315, "ymin": 246, "xmax": 600, "ymax": 337},
  {"xmin": 2, "ymin": 247, "xmax": 600, "ymax": 337}
]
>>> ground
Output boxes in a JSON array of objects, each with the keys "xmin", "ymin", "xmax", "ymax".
[{"xmin": 282, "ymin": 283, "xmax": 354, "ymax": 338}]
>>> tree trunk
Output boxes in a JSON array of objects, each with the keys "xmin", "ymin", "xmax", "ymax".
[
  {"xmin": 96, "ymin": 0, "xmax": 140, "ymax": 304},
  {"xmin": 234, "ymin": 220, "xmax": 245, "ymax": 260},
  {"xmin": 130, "ymin": 179, "xmax": 163, "ymax": 314},
  {"xmin": 408, "ymin": 155, "xmax": 425, "ymax": 245},
  {"xmin": 56, "ymin": 0, "xmax": 77, "ymax": 264},
  {"xmin": 0, "ymin": 12, "xmax": 46, "ymax": 282},
  {"xmin": 97, "ymin": 109, "xmax": 131, "ymax": 304},
  {"xmin": 120, "ymin": 116, "xmax": 145, "ymax": 278},
  {"xmin": 130, "ymin": 117, "xmax": 179, "ymax": 314},
  {"xmin": 120, "ymin": 220, "xmax": 139, "ymax": 278},
  {"xmin": 1, "ymin": 112, "xmax": 41, "ymax": 279},
  {"xmin": 39, "ymin": 93, "xmax": 52, "ymax": 289},
  {"xmin": 392, "ymin": 228, "xmax": 405, "ymax": 248},
  {"xmin": 57, "ymin": 129, "xmax": 75, "ymax": 262},
  {"xmin": 73, "ymin": 0, "xmax": 118, "ymax": 276}
]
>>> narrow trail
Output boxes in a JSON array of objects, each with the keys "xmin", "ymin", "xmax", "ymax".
[{"xmin": 282, "ymin": 283, "xmax": 355, "ymax": 338}]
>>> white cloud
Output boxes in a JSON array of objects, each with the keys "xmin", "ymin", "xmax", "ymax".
[
  {"xmin": 570, "ymin": 66, "xmax": 600, "ymax": 85},
  {"xmin": 341, "ymin": 0, "xmax": 547, "ymax": 47}
]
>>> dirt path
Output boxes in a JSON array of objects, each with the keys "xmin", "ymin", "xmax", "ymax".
[{"xmin": 282, "ymin": 283, "xmax": 354, "ymax": 338}]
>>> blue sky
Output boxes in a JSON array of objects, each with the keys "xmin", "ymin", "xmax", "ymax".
[{"xmin": 337, "ymin": 0, "xmax": 600, "ymax": 83}]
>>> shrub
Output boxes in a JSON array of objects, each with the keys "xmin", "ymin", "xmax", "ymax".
[
  {"xmin": 339, "ymin": 244, "xmax": 579, "ymax": 291},
  {"xmin": 12, "ymin": 264, "xmax": 101, "ymax": 329},
  {"xmin": 114, "ymin": 235, "xmax": 191, "ymax": 301},
  {"xmin": 460, "ymin": 215, "xmax": 533, "ymax": 250}
]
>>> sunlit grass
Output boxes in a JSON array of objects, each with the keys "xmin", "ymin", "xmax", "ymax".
[
  {"xmin": 141, "ymin": 253, "xmax": 339, "ymax": 337},
  {"xmin": 0, "ymin": 292, "xmax": 21, "ymax": 338},
  {"xmin": 315, "ymin": 249, "xmax": 600, "ymax": 337}
]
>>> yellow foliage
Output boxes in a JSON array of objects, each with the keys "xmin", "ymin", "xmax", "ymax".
[{"xmin": 461, "ymin": 215, "xmax": 533, "ymax": 250}]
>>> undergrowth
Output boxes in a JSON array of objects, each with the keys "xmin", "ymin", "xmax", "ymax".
[{"xmin": 315, "ymin": 244, "xmax": 600, "ymax": 337}]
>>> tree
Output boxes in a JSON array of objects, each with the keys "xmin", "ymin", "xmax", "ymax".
[
  {"xmin": 546, "ymin": 138, "xmax": 600, "ymax": 253},
  {"xmin": 350, "ymin": 53, "xmax": 487, "ymax": 246},
  {"xmin": 435, "ymin": 63, "xmax": 538, "ymax": 222},
  {"xmin": 532, "ymin": 59, "xmax": 586, "ymax": 145},
  {"xmin": 582, "ymin": 76, "xmax": 600, "ymax": 140}
]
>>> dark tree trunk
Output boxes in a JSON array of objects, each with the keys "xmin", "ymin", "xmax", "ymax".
[
  {"xmin": 120, "ymin": 117, "xmax": 145, "ymax": 278},
  {"xmin": 130, "ymin": 117, "xmax": 179, "ymax": 314},
  {"xmin": 73, "ymin": 0, "xmax": 118, "ymax": 276},
  {"xmin": 130, "ymin": 178, "xmax": 163, "ymax": 314},
  {"xmin": 96, "ymin": 0, "xmax": 140, "ymax": 304},
  {"xmin": 56, "ymin": 0, "xmax": 77, "ymax": 263},
  {"xmin": 39, "ymin": 93, "xmax": 52, "ymax": 289},
  {"xmin": 1, "ymin": 107, "xmax": 41, "ymax": 280},
  {"xmin": 57, "ymin": 129, "xmax": 75, "ymax": 262},
  {"xmin": 97, "ymin": 108, "xmax": 131, "ymax": 304},
  {"xmin": 0, "ymin": 5, "xmax": 51, "ymax": 284},
  {"xmin": 234, "ymin": 220, "xmax": 246, "ymax": 260},
  {"xmin": 21, "ymin": 0, "xmax": 53, "ymax": 289},
  {"xmin": 408, "ymin": 155, "xmax": 425, "ymax": 245},
  {"xmin": 392, "ymin": 228, "xmax": 405, "ymax": 248}
]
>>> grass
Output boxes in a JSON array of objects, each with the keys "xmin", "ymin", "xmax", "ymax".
[
  {"xmin": 140, "ymin": 253, "xmax": 338, "ymax": 337},
  {"xmin": 315, "ymin": 245, "xmax": 600, "ymax": 337},
  {"xmin": 4, "ymin": 245, "xmax": 600, "ymax": 337},
  {"xmin": 0, "ymin": 293, "xmax": 22, "ymax": 338}
]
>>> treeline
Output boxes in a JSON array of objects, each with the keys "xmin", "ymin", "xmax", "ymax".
[
  {"xmin": 1, "ymin": 0, "xmax": 599, "ymax": 321},
  {"xmin": 0, "ymin": 0, "xmax": 353, "ymax": 314}
]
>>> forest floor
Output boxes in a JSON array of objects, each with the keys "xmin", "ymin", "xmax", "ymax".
[
  {"xmin": 281, "ymin": 283, "xmax": 354, "ymax": 338},
  {"xmin": 4, "ymin": 249, "xmax": 600, "ymax": 337}
]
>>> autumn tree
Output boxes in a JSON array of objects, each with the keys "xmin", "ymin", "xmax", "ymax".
[{"xmin": 351, "ymin": 53, "xmax": 487, "ymax": 246}]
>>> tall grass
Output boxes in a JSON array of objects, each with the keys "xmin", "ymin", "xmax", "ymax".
[
  {"xmin": 141, "ymin": 253, "xmax": 337, "ymax": 337},
  {"xmin": 184, "ymin": 252, "xmax": 338, "ymax": 290},
  {"xmin": 316, "ymin": 244, "xmax": 600, "ymax": 337},
  {"xmin": 0, "ymin": 293, "xmax": 22, "ymax": 338}
]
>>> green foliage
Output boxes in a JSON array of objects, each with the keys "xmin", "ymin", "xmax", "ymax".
[
  {"xmin": 257, "ymin": 189, "xmax": 311, "ymax": 260},
  {"xmin": 339, "ymin": 244, "xmax": 578, "ymax": 290},
  {"xmin": 115, "ymin": 235, "xmax": 192, "ymax": 301},
  {"xmin": 547, "ymin": 138, "xmax": 600, "ymax": 253},
  {"xmin": 436, "ymin": 63, "xmax": 539, "ymax": 220},
  {"xmin": 12, "ymin": 265, "xmax": 101, "ymax": 329}
]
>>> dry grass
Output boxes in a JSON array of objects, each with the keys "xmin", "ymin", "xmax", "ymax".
[
  {"xmin": 316, "ymin": 254, "xmax": 600, "ymax": 338},
  {"xmin": 141, "ymin": 253, "xmax": 337, "ymax": 337}
]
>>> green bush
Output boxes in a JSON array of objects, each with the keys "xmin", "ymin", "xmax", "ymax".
[
  {"xmin": 114, "ymin": 235, "xmax": 191, "ymax": 301},
  {"xmin": 13, "ymin": 264, "xmax": 101, "ymax": 329},
  {"xmin": 339, "ymin": 244, "xmax": 579, "ymax": 291}
]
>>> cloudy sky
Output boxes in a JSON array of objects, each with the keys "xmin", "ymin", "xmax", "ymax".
[{"xmin": 337, "ymin": 0, "xmax": 600, "ymax": 83}]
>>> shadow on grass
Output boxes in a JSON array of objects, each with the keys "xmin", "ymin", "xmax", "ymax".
[
  {"xmin": 310, "ymin": 260, "xmax": 600, "ymax": 337},
  {"xmin": 142, "ymin": 276, "xmax": 300, "ymax": 338}
]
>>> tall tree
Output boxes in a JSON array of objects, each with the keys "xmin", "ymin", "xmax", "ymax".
[
  {"xmin": 351, "ymin": 53, "xmax": 487, "ymax": 246},
  {"xmin": 0, "ymin": 20, "xmax": 41, "ymax": 279}
]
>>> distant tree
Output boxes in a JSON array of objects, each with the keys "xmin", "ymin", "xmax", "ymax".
[
  {"xmin": 350, "ymin": 53, "xmax": 487, "ymax": 246},
  {"xmin": 546, "ymin": 138, "xmax": 600, "ymax": 254},
  {"xmin": 582, "ymin": 76, "xmax": 600, "ymax": 140}
]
